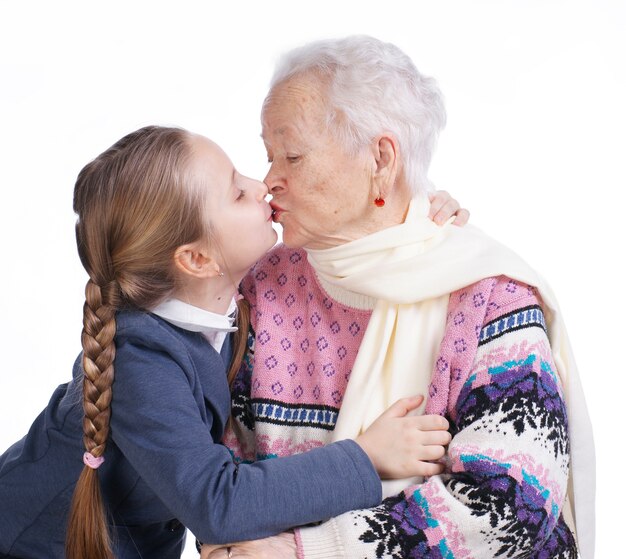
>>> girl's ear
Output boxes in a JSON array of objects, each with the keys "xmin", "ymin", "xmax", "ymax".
[
  {"xmin": 370, "ymin": 134, "xmax": 399, "ymax": 201},
  {"xmin": 173, "ymin": 242, "xmax": 222, "ymax": 279}
]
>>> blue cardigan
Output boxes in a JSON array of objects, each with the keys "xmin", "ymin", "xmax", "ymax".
[{"xmin": 0, "ymin": 311, "xmax": 381, "ymax": 558}]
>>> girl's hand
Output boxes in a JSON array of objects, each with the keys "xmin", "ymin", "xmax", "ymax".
[
  {"xmin": 428, "ymin": 190, "xmax": 470, "ymax": 226},
  {"xmin": 202, "ymin": 532, "xmax": 297, "ymax": 559},
  {"xmin": 355, "ymin": 395, "xmax": 452, "ymax": 479}
]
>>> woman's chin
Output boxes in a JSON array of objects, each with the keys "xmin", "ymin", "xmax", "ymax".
[
  {"xmin": 281, "ymin": 234, "xmax": 306, "ymax": 250},
  {"xmin": 276, "ymin": 224, "xmax": 305, "ymax": 249},
  {"xmin": 266, "ymin": 232, "xmax": 279, "ymax": 251}
]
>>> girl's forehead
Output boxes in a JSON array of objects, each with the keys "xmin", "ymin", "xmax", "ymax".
[
  {"xmin": 187, "ymin": 135, "xmax": 233, "ymax": 183},
  {"xmin": 189, "ymin": 133, "xmax": 220, "ymax": 155},
  {"xmin": 190, "ymin": 134, "xmax": 229, "ymax": 164}
]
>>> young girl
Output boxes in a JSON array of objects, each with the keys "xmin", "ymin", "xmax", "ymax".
[{"xmin": 0, "ymin": 126, "xmax": 453, "ymax": 559}]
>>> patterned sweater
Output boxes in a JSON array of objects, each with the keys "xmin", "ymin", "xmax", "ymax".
[{"xmin": 223, "ymin": 244, "xmax": 577, "ymax": 558}]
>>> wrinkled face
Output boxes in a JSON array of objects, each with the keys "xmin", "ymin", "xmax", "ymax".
[
  {"xmin": 262, "ymin": 76, "xmax": 374, "ymax": 250},
  {"xmin": 188, "ymin": 135, "xmax": 277, "ymax": 275}
]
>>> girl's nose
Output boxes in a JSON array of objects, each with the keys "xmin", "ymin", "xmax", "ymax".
[{"xmin": 255, "ymin": 180, "xmax": 269, "ymax": 201}]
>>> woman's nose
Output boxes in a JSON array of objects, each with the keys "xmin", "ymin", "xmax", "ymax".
[{"xmin": 264, "ymin": 163, "xmax": 285, "ymax": 195}]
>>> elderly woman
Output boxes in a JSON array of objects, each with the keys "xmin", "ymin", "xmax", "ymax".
[{"xmin": 206, "ymin": 36, "xmax": 594, "ymax": 559}]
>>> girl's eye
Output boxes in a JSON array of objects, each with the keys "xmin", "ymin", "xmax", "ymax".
[
  {"xmin": 237, "ymin": 190, "xmax": 245, "ymax": 200},
  {"xmin": 287, "ymin": 155, "xmax": 301, "ymax": 163}
]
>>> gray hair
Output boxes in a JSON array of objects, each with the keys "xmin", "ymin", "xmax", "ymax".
[{"xmin": 268, "ymin": 35, "xmax": 446, "ymax": 194}]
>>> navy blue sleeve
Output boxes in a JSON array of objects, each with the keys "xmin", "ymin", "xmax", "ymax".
[{"xmin": 110, "ymin": 337, "xmax": 381, "ymax": 544}]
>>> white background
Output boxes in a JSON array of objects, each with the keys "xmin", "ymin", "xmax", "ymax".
[{"xmin": 1, "ymin": 1, "xmax": 623, "ymax": 556}]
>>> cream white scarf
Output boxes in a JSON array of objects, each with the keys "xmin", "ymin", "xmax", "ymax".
[{"xmin": 306, "ymin": 194, "xmax": 595, "ymax": 559}]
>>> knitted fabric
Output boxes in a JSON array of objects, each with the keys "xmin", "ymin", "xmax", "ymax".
[{"xmin": 223, "ymin": 245, "xmax": 576, "ymax": 558}]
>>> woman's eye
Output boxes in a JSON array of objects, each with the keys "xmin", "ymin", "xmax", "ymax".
[
  {"xmin": 237, "ymin": 190, "xmax": 245, "ymax": 200},
  {"xmin": 287, "ymin": 155, "xmax": 301, "ymax": 163}
]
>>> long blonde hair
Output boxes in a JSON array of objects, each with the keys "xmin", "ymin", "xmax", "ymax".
[{"xmin": 66, "ymin": 126, "xmax": 249, "ymax": 558}]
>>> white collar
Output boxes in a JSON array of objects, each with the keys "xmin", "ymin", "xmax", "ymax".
[{"xmin": 151, "ymin": 298, "xmax": 238, "ymax": 335}]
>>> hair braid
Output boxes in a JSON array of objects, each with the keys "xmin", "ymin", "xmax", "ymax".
[
  {"xmin": 81, "ymin": 279, "xmax": 118, "ymax": 456},
  {"xmin": 66, "ymin": 279, "xmax": 119, "ymax": 559},
  {"xmin": 227, "ymin": 297, "xmax": 250, "ymax": 386}
]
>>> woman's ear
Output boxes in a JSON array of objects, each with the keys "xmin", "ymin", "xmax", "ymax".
[
  {"xmin": 173, "ymin": 242, "xmax": 222, "ymax": 279},
  {"xmin": 371, "ymin": 134, "xmax": 399, "ymax": 200}
]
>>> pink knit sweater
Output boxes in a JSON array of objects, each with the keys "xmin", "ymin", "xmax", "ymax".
[{"xmin": 223, "ymin": 244, "xmax": 576, "ymax": 558}]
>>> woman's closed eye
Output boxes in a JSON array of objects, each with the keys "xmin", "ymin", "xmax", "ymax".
[
  {"xmin": 286, "ymin": 155, "xmax": 301, "ymax": 163},
  {"xmin": 236, "ymin": 189, "xmax": 245, "ymax": 200}
]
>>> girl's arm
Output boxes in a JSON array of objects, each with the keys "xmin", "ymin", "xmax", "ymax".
[
  {"xmin": 110, "ymin": 319, "xmax": 447, "ymax": 546},
  {"xmin": 111, "ymin": 329, "xmax": 380, "ymax": 546},
  {"xmin": 428, "ymin": 190, "xmax": 470, "ymax": 226}
]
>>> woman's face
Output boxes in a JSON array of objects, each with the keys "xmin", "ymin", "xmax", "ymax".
[
  {"xmin": 262, "ymin": 76, "xmax": 374, "ymax": 250},
  {"xmin": 189, "ymin": 135, "xmax": 277, "ymax": 275}
]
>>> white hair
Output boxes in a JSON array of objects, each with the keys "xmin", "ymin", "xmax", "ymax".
[{"xmin": 268, "ymin": 35, "xmax": 446, "ymax": 194}]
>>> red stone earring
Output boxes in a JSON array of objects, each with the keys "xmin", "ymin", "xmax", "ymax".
[{"xmin": 374, "ymin": 197, "xmax": 385, "ymax": 207}]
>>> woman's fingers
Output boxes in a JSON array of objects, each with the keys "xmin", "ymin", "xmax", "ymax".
[{"xmin": 202, "ymin": 547, "xmax": 228, "ymax": 559}]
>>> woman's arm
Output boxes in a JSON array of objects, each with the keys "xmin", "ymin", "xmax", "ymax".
[
  {"xmin": 293, "ymin": 280, "xmax": 576, "ymax": 558},
  {"xmin": 225, "ymin": 279, "xmax": 576, "ymax": 558}
]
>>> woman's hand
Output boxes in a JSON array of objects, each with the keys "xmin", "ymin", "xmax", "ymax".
[
  {"xmin": 201, "ymin": 532, "xmax": 297, "ymax": 559},
  {"xmin": 428, "ymin": 190, "xmax": 470, "ymax": 226},
  {"xmin": 355, "ymin": 395, "xmax": 451, "ymax": 479}
]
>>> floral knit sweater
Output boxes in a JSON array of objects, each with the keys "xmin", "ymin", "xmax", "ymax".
[{"xmin": 223, "ymin": 244, "xmax": 577, "ymax": 558}]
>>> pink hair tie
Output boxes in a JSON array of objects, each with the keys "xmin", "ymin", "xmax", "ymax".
[{"xmin": 83, "ymin": 451, "xmax": 105, "ymax": 470}]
